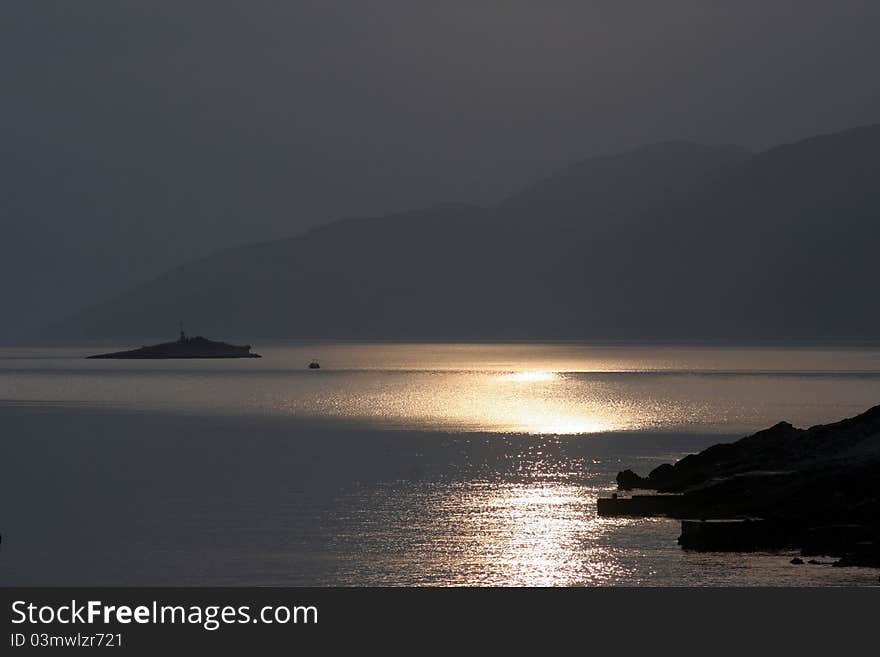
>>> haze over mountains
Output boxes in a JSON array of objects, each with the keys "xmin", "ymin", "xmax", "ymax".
[
  {"xmin": 50, "ymin": 124, "xmax": 880, "ymax": 342},
  {"xmin": 7, "ymin": 3, "xmax": 880, "ymax": 342}
]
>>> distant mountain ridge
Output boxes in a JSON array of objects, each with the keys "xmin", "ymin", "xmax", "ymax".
[
  {"xmin": 48, "ymin": 125, "xmax": 880, "ymax": 340},
  {"xmin": 499, "ymin": 140, "xmax": 750, "ymax": 224}
]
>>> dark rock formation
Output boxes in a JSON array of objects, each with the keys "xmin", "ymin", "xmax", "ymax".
[
  {"xmin": 678, "ymin": 519, "xmax": 791, "ymax": 552},
  {"xmin": 833, "ymin": 542, "xmax": 880, "ymax": 568},
  {"xmin": 88, "ymin": 333, "xmax": 261, "ymax": 359},
  {"xmin": 616, "ymin": 469, "xmax": 648, "ymax": 490},
  {"xmin": 602, "ymin": 405, "xmax": 880, "ymax": 566}
]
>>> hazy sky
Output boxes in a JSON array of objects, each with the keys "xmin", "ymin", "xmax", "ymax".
[{"xmin": 3, "ymin": 1, "xmax": 880, "ymax": 337}]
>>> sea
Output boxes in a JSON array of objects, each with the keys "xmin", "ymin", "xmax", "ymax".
[{"xmin": 2, "ymin": 342, "xmax": 879, "ymax": 586}]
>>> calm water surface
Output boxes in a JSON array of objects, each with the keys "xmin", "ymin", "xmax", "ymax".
[{"xmin": 2, "ymin": 343, "xmax": 879, "ymax": 586}]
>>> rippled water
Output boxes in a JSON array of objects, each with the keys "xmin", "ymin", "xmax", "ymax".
[
  {"xmin": 2, "ymin": 343, "xmax": 879, "ymax": 586},
  {"xmin": 4, "ymin": 342, "xmax": 880, "ymax": 434}
]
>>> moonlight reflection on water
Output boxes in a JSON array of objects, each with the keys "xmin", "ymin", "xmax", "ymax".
[
  {"xmin": 3, "ymin": 343, "xmax": 880, "ymax": 585},
  {"xmin": 5, "ymin": 343, "xmax": 880, "ymax": 436}
]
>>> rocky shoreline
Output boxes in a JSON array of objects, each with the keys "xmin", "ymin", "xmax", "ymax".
[{"xmin": 598, "ymin": 405, "xmax": 880, "ymax": 568}]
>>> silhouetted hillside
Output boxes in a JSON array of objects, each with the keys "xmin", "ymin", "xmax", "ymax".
[
  {"xmin": 500, "ymin": 141, "xmax": 749, "ymax": 225},
  {"xmin": 48, "ymin": 126, "xmax": 880, "ymax": 340}
]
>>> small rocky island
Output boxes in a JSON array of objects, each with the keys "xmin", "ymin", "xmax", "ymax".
[
  {"xmin": 598, "ymin": 405, "xmax": 880, "ymax": 568},
  {"xmin": 87, "ymin": 330, "xmax": 261, "ymax": 359}
]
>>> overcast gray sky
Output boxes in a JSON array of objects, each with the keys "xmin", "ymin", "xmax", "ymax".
[{"xmin": 3, "ymin": 1, "xmax": 880, "ymax": 338}]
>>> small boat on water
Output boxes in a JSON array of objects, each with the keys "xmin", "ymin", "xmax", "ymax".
[{"xmin": 308, "ymin": 360, "xmax": 321, "ymax": 369}]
